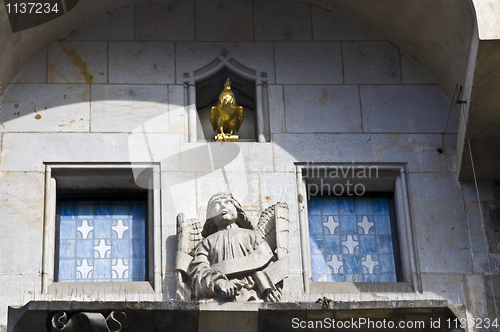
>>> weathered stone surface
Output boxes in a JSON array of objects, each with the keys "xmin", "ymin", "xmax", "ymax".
[
  {"xmin": 401, "ymin": 54, "xmax": 435, "ymax": 84},
  {"xmin": 64, "ymin": 6, "xmax": 134, "ymax": 40},
  {"xmin": 490, "ymin": 275, "xmax": 500, "ymax": 319},
  {"xmin": 485, "ymin": 203, "xmax": 500, "ymax": 253},
  {"xmin": 462, "ymin": 181, "xmax": 493, "ymax": 202},
  {"xmin": 273, "ymin": 134, "xmax": 452, "ymax": 173},
  {"xmin": 109, "ymin": 42, "xmax": 175, "ymax": 84},
  {"xmin": 1, "ymin": 84, "xmax": 89, "ymax": 132},
  {"xmin": 12, "ymin": 51, "xmax": 47, "ymax": 84},
  {"xmin": 165, "ymin": 178, "xmax": 191, "ymax": 273},
  {"xmin": 464, "ymin": 274, "xmax": 488, "ymax": 317},
  {"xmin": 361, "ymin": 85, "xmax": 453, "ymax": 133},
  {"xmin": 343, "ymin": 42, "xmax": 400, "ymax": 84},
  {"xmin": 0, "ymin": 172, "xmax": 44, "ymax": 274},
  {"xmin": 179, "ymin": 142, "xmax": 273, "ymax": 173},
  {"xmin": 175, "ymin": 42, "xmax": 275, "ymax": 84},
  {"xmin": 311, "ymin": 7, "xmax": 384, "ymax": 41},
  {"xmin": 199, "ymin": 311, "xmax": 258, "ymax": 332},
  {"xmin": 91, "ymin": 85, "xmax": 169, "ymax": 133},
  {"xmin": 195, "ymin": 172, "xmax": 260, "ymax": 211},
  {"xmin": 195, "ymin": 0, "xmax": 253, "ymax": 41},
  {"xmin": 281, "ymin": 273, "xmax": 304, "ymax": 299},
  {"xmin": 421, "ymin": 274, "xmax": 466, "ymax": 305},
  {"xmin": 0, "ymin": 274, "xmax": 41, "ymax": 311},
  {"xmin": 1, "ymin": 133, "xmax": 180, "ymax": 172},
  {"xmin": 135, "ymin": 0, "xmax": 194, "ymax": 41},
  {"xmin": 284, "ymin": 85, "xmax": 361, "ymax": 133},
  {"xmin": 274, "ymin": 42, "xmax": 342, "ymax": 84},
  {"xmin": 162, "ymin": 272, "xmax": 177, "ymax": 297},
  {"xmin": 268, "ymin": 85, "xmax": 285, "ymax": 135},
  {"xmin": 408, "ymin": 173, "xmax": 472, "ymax": 274},
  {"xmin": 161, "ymin": 171, "xmax": 197, "ymax": 225},
  {"xmin": 48, "ymin": 41, "xmax": 107, "ymax": 84},
  {"xmin": 168, "ymin": 85, "xmax": 187, "ymax": 135},
  {"xmin": 254, "ymin": 0, "xmax": 312, "ymax": 41},
  {"xmin": 465, "ymin": 202, "xmax": 488, "ymax": 253},
  {"xmin": 471, "ymin": 252, "xmax": 500, "ymax": 274},
  {"xmin": 129, "ymin": 133, "xmax": 182, "ymax": 171}
]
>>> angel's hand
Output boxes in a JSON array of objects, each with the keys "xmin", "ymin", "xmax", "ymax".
[
  {"xmin": 264, "ymin": 287, "xmax": 282, "ymax": 302},
  {"xmin": 215, "ymin": 279, "xmax": 239, "ymax": 298}
]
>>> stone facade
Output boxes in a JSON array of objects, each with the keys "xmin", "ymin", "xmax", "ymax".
[{"xmin": 0, "ymin": 0, "xmax": 498, "ymax": 331}]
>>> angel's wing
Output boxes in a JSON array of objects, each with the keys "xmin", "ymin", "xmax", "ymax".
[
  {"xmin": 274, "ymin": 203, "xmax": 289, "ymax": 260},
  {"xmin": 235, "ymin": 106, "xmax": 244, "ymax": 132},
  {"xmin": 255, "ymin": 203, "xmax": 289, "ymax": 259},
  {"xmin": 176, "ymin": 213, "xmax": 204, "ymax": 301},
  {"xmin": 210, "ymin": 106, "xmax": 219, "ymax": 131},
  {"xmin": 176, "ymin": 213, "xmax": 204, "ymax": 275}
]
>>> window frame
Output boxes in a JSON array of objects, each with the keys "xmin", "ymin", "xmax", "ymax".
[
  {"xmin": 295, "ymin": 163, "xmax": 420, "ymax": 293},
  {"xmin": 41, "ymin": 163, "xmax": 161, "ymax": 296}
]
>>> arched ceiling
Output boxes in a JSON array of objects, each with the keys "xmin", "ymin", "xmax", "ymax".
[
  {"xmin": 0, "ymin": 0, "xmax": 475, "ymax": 101},
  {"xmin": 1, "ymin": 0, "xmax": 500, "ymax": 180}
]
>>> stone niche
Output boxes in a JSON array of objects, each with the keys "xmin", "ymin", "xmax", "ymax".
[
  {"xmin": 196, "ymin": 69, "xmax": 256, "ymax": 142},
  {"xmin": 183, "ymin": 49, "xmax": 269, "ymax": 143}
]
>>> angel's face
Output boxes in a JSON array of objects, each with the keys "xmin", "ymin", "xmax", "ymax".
[{"xmin": 209, "ymin": 197, "xmax": 238, "ymax": 229}]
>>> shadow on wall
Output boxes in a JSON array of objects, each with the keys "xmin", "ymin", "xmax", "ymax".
[{"xmin": 0, "ymin": 83, "xmax": 174, "ymax": 132}]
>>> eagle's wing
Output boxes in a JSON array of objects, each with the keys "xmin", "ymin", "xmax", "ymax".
[
  {"xmin": 210, "ymin": 106, "xmax": 219, "ymax": 132},
  {"xmin": 235, "ymin": 106, "xmax": 244, "ymax": 132}
]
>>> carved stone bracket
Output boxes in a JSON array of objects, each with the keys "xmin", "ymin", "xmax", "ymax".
[{"xmin": 51, "ymin": 311, "xmax": 127, "ymax": 332}]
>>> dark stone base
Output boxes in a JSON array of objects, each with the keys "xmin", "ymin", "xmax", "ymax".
[{"xmin": 8, "ymin": 300, "xmax": 464, "ymax": 332}]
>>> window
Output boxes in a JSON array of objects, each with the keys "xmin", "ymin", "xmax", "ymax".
[
  {"xmin": 296, "ymin": 163, "xmax": 420, "ymax": 293},
  {"xmin": 308, "ymin": 195, "xmax": 402, "ymax": 283},
  {"xmin": 56, "ymin": 196, "xmax": 147, "ymax": 282},
  {"xmin": 41, "ymin": 164, "xmax": 161, "ymax": 295}
]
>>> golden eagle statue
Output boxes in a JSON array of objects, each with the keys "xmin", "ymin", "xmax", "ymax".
[{"xmin": 210, "ymin": 78, "xmax": 244, "ymax": 142}]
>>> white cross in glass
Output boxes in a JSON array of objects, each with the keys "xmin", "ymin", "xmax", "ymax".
[
  {"xmin": 78, "ymin": 220, "xmax": 93, "ymax": 239},
  {"xmin": 94, "ymin": 239, "xmax": 111, "ymax": 258},
  {"xmin": 342, "ymin": 235, "xmax": 359, "ymax": 254},
  {"xmin": 358, "ymin": 216, "xmax": 373, "ymax": 234},
  {"xmin": 113, "ymin": 220, "xmax": 129, "ymax": 239},
  {"xmin": 77, "ymin": 259, "xmax": 93, "ymax": 279},
  {"xmin": 113, "ymin": 259, "xmax": 129, "ymax": 279},
  {"xmin": 362, "ymin": 255, "xmax": 378, "ymax": 274}
]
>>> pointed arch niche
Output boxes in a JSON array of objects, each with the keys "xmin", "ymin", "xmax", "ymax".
[{"xmin": 183, "ymin": 49, "xmax": 269, "ymax": 142}]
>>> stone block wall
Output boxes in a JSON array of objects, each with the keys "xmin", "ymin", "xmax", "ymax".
[
  {"xmin": 462, "ymin": 181, "xmax": 500, "ymax": 324},
  {"xmin": 0, "ymin": 0, "xmax": 491, "ymax": 330}
]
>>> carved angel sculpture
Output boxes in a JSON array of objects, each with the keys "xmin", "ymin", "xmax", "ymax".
[{"xmin": 175, "ymin": 193, "xmax": 289, "ymax": 302}]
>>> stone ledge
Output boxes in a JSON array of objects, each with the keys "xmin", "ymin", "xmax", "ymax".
[{"xmin": 8, "ymin": 300, "xmax": 464, "ymax": 332}]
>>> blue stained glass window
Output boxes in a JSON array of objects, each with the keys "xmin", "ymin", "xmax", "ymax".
[
  {"xmin": 57, "ymin": 200, "xmax": 146, "ymax": 282},
  {"xmin": 308, "ymin": 196, "xmax": 399, "ymax": 282}
]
